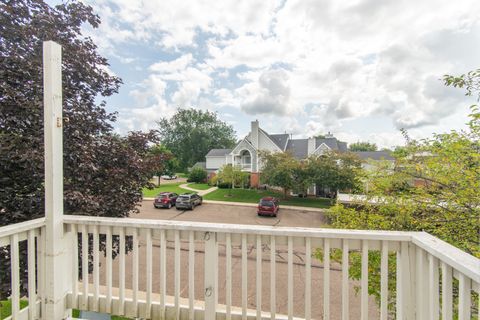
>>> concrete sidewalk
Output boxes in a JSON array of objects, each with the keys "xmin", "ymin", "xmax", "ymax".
[{"xmin": 179, "ymin": 183, "xmax": 218, "ymax": 196}]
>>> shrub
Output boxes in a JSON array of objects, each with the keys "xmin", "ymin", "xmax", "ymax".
[
  {"xmin": 188, "ymin": 167, "xmax": 208, "ymax": 183},
  {"xmin": 217, "ymin": 182, "xmax": 232, "ymax": 189},
  {"xmin": 208, "ymin": 175, "xmax": 218, "ymax": 186}
]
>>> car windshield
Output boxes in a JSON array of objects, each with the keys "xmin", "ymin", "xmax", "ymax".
[
  {"xmin": 178, "ymin": 196, "xmax": 190, "ymax": 201},
  {"xmin": 260, "ymin": 200, "xmax": 274, "ymax": 207}
]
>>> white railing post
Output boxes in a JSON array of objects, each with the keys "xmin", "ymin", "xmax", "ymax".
[
  {"xmin": 204, "ymin": 231, "xmax": 218, "ymax": 318},
  {"xmin": 43, "ymin": 40, "xmax": 69, "ymax": 319}
]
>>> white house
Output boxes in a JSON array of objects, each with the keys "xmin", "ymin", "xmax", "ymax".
[{"xmin": 205, "ymin": 120, "xmax": 394, "ymax": 193}]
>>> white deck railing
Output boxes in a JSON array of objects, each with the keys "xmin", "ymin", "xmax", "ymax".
[
  {"xmin": 0, "ymin": 218, "xmax": 45, "ymax": 320},
  {"xmin": 1, "ymin": 215, "xmax": 479, "ymax": 319}
]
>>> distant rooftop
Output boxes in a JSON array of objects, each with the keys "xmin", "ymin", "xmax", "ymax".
[
  {"xmin": 353, "ymin": 151, "xmax": 394, "ymax": 160},
  {"xmin": 206, "ymin": 149, "xmax": 232, "ymax": 157}
]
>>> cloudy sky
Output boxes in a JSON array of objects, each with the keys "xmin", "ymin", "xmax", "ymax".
[{"xmin": 51, "ymin": 0, "xmax": 479, "ymax": 148}]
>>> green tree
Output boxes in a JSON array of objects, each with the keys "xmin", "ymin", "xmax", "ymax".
[
  {"xmin": 308, "ymin": 152, "xmax": 363, "ymax": 195},
  {"xmin": 150, "ymin": 144, "xmax": 178, "ymax": 185},
  {"xmin": 325, "ymin": 71, "xmax": 480, "ymax": 314},
  {"xmin": 444, "ymin": 68, "xmax": 480, "ymax": 99},
  {"xmin": 216, "ymin": 165, "xmax": 249, "ymax": 190},
  {"xmin": 157, "ymin": 109, "xmax": 237, "ymax": 170},
  {"xmin": 349, "ymin": 141, "xmax": 378, "ymax": 151},
  {"xmin": 216, "ymin": 165, "xmax": 234, "ymax": 190},
  {"xmin": 291, "ymin": 160, "xmax": 311, "ymax": 196},
  {"xmin": 0, "ymin": 0, "xmax": 166, "ymax": 298},
  {"xmin": 260, "ymin": 152, "xmax": 304, "ymax": 199},
  {"xmin": 188, "ymin": 167, "xmax": 208, "ymax": 183}
]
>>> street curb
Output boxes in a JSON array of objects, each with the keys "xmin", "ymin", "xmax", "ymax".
[
  {"xmin": 142, "ymin": 198, "xmax": 327, "ymax": 212},
  {"xmin": 203, "ymin": 200, "xmax": 327, "ymax": 212}
]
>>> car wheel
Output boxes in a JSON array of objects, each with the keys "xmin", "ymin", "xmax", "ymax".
[
  {"xmin": 168, "ymin": 203, "xmax": 172, "ymax": 209},
  {"xmin": 191, "ymin": 204, "xmax": 195, "ymax": 210},
  {"xmin": 176, "ymin": 207, "xmax": 181, "ymax": 210}
]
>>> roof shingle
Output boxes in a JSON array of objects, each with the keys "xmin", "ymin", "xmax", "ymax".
[{"xmin": 206, "ymin": 149, "xmax": 232, "ymax": 157}]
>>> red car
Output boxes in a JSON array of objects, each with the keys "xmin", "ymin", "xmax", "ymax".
[
  {"xmin": 154, "ymin": 192, "xmax": 178, "ymax": 209},
  {"xmin": 257, "ymin": 197, "xmax": 280, "ymax": 217}
]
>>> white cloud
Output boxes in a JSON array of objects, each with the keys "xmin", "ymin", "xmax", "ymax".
[
  {"xmin": 117, "ymin": 74, "xmax": 171, "ymax": 132},
  {"xmin": 239, "ymin": 69, "xmax": 294, "ymax": 116},
  {"xmin": 81, "ymin": 0, "xmax": 480, "ymax": 141},
  {"xmin": 149, "ymin": 54, "xmax": 194, "ymax": 73}
]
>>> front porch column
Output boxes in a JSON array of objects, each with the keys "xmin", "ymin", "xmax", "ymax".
[{"xmin": 43, "ymin": 41, "xmax": 69, "ymax": 319}]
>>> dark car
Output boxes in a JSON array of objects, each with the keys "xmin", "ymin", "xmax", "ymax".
[
  {"xmin": 257, "ymin": 197, "xmax": 280, "ymax": 217},
  {"xmin": 175, "ymin": 193, "xmax": 203, "ymax": 210},
  {"xmin": 154, "ymin": 192, "xmax": 178, "ymax": 209}
]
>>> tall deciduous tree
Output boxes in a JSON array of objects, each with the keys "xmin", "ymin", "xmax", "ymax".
[
  {"xmin": 349, "ymin": 141, "xmax": 378, "ymax": 151},
  {"xmin": 308, "ymin": 152, "xmax": 363, "ymax": 195},
  {"xmin": 260, "ymin": 151, "xmax": 363, "ymax": 198},
  {"xmin": 157, "ymin": 108, "xmax": 237, "ymax": 171},
  {"xmin": 260, "ymin": 152, "xmax": 302, "ymax": 199},
  {"xmin": 0, "ymin": 0, "xmax": 166, "ymax": 298}
]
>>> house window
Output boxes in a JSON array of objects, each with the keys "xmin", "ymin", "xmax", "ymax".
[{"xmin": 240, "ymin": 150, "xmax": 251, "ymax": 165}]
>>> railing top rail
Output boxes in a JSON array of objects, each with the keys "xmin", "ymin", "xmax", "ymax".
[
  {"xmin": 64, "ymin": 215, "xmax": 413, "ymax": 241},
  {"xmin": 0, "ymin": 218, "xmax": 45, "ymax": 239},
  {"xmin": 412, "ymin": 232, "xmax": 480, "ymax": 284}
]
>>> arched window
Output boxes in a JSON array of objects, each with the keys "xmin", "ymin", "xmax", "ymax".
[{"xmin": 240, "ymin": 150, "xmax": 251, "ymax": 165}]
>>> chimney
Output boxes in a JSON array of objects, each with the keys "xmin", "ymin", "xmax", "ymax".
[
  {"xmin": 325, "ymin": 131, "xmax": 334, "ymax": 139},
  {"xmin": 250, "ymin": 120, "xmax": 259, "ymax": 149},
  {"xmin": 308, "ymin": 136, "xmax": 316, "ymax": 155}
]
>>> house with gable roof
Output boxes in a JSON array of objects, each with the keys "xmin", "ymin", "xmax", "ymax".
[{"xmin": 205, "ymin": 120, "xmax": 394, "ymax": 194}]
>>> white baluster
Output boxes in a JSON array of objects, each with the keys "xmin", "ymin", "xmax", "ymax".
[
  {"xmin": 342, "ymin": 239, "xmax": 349, "ymax": 320},
  {"xmin": 305, "ymin": 237, "xmax": 311, "ymax": 320},
  {"xmin": 256, "ymin": 235, "xmax": 262, "ymax": 319},
  {"xmin": 324, "ymin": 238, "xmax": 331, "ymax": 320}
]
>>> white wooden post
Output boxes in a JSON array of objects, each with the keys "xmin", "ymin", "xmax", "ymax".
[
  {"xmin": 204, "ymin": 232, "xmax": 218, "ymax": 318},
  {"xmin": 43, "ymin": 41, "xmax": 68, "ymax": 319}
]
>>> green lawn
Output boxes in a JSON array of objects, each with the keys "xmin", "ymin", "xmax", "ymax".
[
  {"xmin": 0, "ymin": 300, "xmax": 28, "ymax": 319},
  {"xmin": 72, "ymin": 309, "xmax": 131, "ymax": 319},
  {"xmin": 143, "ymin": 182, "xmax": 195, "ymax": 197},
  {"xmin": 0, "ymin": 301, "xmax": 130, "ymax": 320},
  {"xmin": 186, "ymin": 183, "xmax": 211, "ymax": 190},
  {"xmin": 203, "ymin": 188, "xmax": 332, "ymax": 209}
]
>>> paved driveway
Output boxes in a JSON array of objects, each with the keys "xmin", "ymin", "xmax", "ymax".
[
  {"xmin": 133, "ymin": 201, "xmax": 327, "ymax": 228},
  {"xmin": 112, "ymin": 202, "xmax": 379, "ymax": 319}
]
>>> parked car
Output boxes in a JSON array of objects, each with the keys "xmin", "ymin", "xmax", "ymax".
[
  {"xmin": 291, "ymin": 190, "xmax": 307, "ymax": 198},
  {"xmin": 154, "ymin": 192, "xmax": 178, "ymax": 209},
  {"xmin": 257, "ymin": 197, "xmax": 280, "ymax": 217},
  {"xmin": 161, "ymin": 174, "xmax": 177, "ymax": 180},
  {"xmin": 175, "ymin": 193, "xmax": 203, "ymax": 210}
]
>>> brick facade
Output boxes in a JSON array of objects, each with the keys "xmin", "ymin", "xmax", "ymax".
[{"xmin": 250, "ymin": 172, "xmax": 260, "ymax": 188}]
